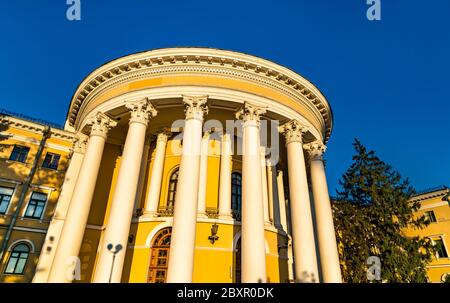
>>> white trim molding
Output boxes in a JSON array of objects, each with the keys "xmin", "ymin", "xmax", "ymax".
[{"xmin": 7, "ymin": 239, "xmax": 36, "ymax": 253}]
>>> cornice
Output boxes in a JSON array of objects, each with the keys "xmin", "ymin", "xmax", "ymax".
[
  {"xmin": 0, "ymin": 115, "xmax": 75, "ymax": 141},
  {"xmin": 410, "ymin": 188, "xmax": 450, "ymax": 203},
  {"xmin": 67, "ymin": 48, "xmax": 333, "ymax": 143}
]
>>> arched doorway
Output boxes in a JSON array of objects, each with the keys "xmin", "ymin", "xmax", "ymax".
[{"xmin": 147, "ymin": 227, "xmax": 172, "ymax": 283}]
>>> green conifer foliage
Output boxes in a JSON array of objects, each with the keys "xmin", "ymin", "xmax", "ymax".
[{"xmin": 333, "ymin": 139, "xmax": 434, "ymax": 282}]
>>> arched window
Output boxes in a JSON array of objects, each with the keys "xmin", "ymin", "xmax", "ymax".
[
  {"xmin": 231, "ymin": 172, "xmax": 242, "ymax": 219},
  {"xmin": 4, "ymin": 243, "xmax": 30, "ymax": 274},
  {"xmin": 148, "ymin": 227, "xmax": 172, "ymax": 283},
  {"xmin": 167, "ymin": 168, "xmax": 179, "ymax": 209}
]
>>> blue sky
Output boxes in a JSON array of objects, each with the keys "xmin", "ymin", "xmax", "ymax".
[{"xmin": 0, "ymin": 0, "xmax": 449, "ymax": 194}]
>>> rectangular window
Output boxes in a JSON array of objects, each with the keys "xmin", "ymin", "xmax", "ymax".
[
  {"xmin": 24, "ymin": 192, "xmax": 47, "ymax": 219},
  {"xmin": 424, "ymin": 210, "xmax": 437, "ymax": 223},
  {"xmin": 4, "ymin": 251, "xmax": 28, "ymax": 275},
  {"xmin": 434, "ymin": 239, "xmax": 449, "ymax": 258},
  {"xmin": 9, "ymin": 145, "xmax": 30, "ymax": 163},
  {"xmin": 42, "ymin": 152, "xmax": 60, "ymax": 170},
  {"xmin": 0, "ymin": 187, "xmax": 14, "ymax": 215}
]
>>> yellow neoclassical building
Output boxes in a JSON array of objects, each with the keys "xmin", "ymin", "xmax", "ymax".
[
  {"xmin": 404, "ymin": 186, "xmax": 450, "ymax": 282},
  {"xmin": 0, "ymin": 47, "xmax": 342, "ymax": 283}
]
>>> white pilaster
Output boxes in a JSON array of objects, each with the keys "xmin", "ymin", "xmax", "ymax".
[
  {"xmin": 93, "ymin": 98, "xmax": 157, "ymax": 283},
  {"xmin": 166, "ymin": 96, "xmax": 208, "ymax": 283},
  {"xmin": 218, "ymin": 133, "xmax": 232, "ymax": 219},
  {"xmin": 197, "ymin": 132, "xmax": 210, "ymax": 217},
  {"xmin": 281, "ymin": 120, "xmax": 319, "ymax": 283},
  {"xmin": 236, "ymin": 102, "xmax": 267, "ymax": 283},
  {"xmin": 144, "ymin": 132, "xmax": 168, "ymax": 215},
  {"xmin": 305, "ymin": 142, "xmax": 342, "ymax": 283},
  {"xmin": 48, "ymin": 113, "xmax": 117, "ymax": 283}
]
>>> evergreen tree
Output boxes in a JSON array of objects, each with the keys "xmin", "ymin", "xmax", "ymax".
[{"xmin": 333, "ymin": 139, "xmax": 434, "ymax": 282}]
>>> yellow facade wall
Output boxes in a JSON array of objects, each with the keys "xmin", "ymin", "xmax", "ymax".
[
  {"xmin": 0, "ymin": 121, "xmax": 73, "ymax": 283},
  {"xmin": 75, "ymin": 137, "xmax": 289, "ymax": 283},
  {"xmin": 404, "ymin": 194, "xmax": 450, "ymax": 282}
]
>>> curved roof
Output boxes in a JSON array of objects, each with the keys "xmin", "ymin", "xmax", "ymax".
[{"xmin": 66, "ymin": 47, "xmax": 333, "ymax": 142}]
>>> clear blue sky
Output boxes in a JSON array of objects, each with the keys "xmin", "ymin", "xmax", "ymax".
[{"xmin": 0, "ymin": 0, "xmax": 449, "ymax": 194}]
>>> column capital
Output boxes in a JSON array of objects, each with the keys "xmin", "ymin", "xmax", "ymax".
[
  {"xmin": 279, "ymin": 120, "xmax": 308, "ymax": 145},
  {"xmin": 304, "ymin": 141, "xmax": 327, "ymax": 161},
  {"xmin": 154, "ymin": 132, "xmax": 166, "ymax": 144},
  {"xmin": 126, "ymin": 98, "xmax": 158, "ymax": 126},
  {"xmin": 182, "ymin": 95, "xmax": 209, "ymax": 120},
  {"xmin": 235, "ymin": 102, "xmax": 267, "ymax": 122},
  {"xmin": 86, "ymin": 112, "xmax": 117, "ymax": 139},
  {"xmin": 72, "ymin": 132, "xmax": 88, "ymax": 154}
]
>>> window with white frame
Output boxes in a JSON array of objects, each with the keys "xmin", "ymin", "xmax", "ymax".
[
  {"xmin": 24, "ymin": 191, "xmax": 47, "ymax": 219},
  {"xmin": 0, "ymin": 186, "xmax": 14, "ymax": 215},
  {"xmin": 434, "ymin": 238, "xmax": 448, "ymax": 258},
  {"xmin": 42, "ymin": 152, "xmax": 61, "ymax": 170},
  {"xmin": 9, "ymin": 145, "xmax": 30, "ymax": 163},
  {"xmin": 424, "ymin": 210, "xmax": 437, "ymax": 223},
  {"xmin": 4, "ymin": 243, "xmax": 30, "ymax": 275}
]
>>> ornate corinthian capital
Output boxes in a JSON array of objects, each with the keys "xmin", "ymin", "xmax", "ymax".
[
  {"xmin": 72, "ymin": 132, "xmax": 89, "ymax": 154},
  {"xmin": 279, "ymin": 120, "xmax": 308, "ymax": 145},
  {"xmin": 304, "ymin": 141, "xmax": 327, "ymax": 161},
  {"xmin": 126, "ymin": 98, "xmax": 158, "ymax": 126},
  {"xmin": 156, "ymin": 131, "xmax": 169, "ymax": 144},
  {"xmin": 235, "ymin": 102, "xmax": 267, "ymax": 122},
  {"xmin": 183, "ymin": 95, "xmax": 209, "ymax": 120},
  {"xmin": 86, "ymin": 112, "xmax": 118, "ymax": 139}
]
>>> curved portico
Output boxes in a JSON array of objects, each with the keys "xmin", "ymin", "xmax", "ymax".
[{"xmin": 35, "ymin": 47, "xmax": 341, "ymax": 283}]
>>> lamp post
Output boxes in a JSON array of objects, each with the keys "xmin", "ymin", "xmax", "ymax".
[{"xmin": 107, "ymin": 244, "xmax": 123, "ymax": 283}]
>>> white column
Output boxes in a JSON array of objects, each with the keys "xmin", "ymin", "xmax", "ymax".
[
  {"xmin": 167, "ymin": 96, "xmax": 208, "ymax": 283},
  {"xmin": 33, "ymin": 133, "xmax": 87, "ymax": 282},
  {"xmin": 305, "ymin": 142, "xmax": 342, "ymax": 283},
  {"xmin": 144, "ymin": 132, "xmax": 168, "ymax": 216},
  {"xmin": 134, "ymin": 140, "xmax": 150, "ymax": 213},
  {"xmin": 48, "ymin": 112, "xmax": 117, "ymax": 283},
  {"xmin": 236, "ymin": 102, "xmax": 267, "ymax": 283},
  {"xmin": 218, "ymin": 133, "xmax": 232, "ymax": 219},
  {"xmin": 260, "ymin": 147, "xmax": 270, "ymax": 225},
  {"xmin": 281, "ymin": 120, "xmax": 319, "ymax": 283},
  {"xmin": 276, "ymin": 170, "xmax": 288, "ymax": 232},
  {"xmin": 197, "ymin": 132, "xmax": 210, "ymax": 217},
  {"xmin": 93, "ymin": 99, "xmax": 157, "ymax": 283}
]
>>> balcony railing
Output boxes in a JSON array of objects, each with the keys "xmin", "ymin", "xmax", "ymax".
[
  {"xmin": 154, "ymin": 206, "xmax": 243, "ymax": 220},
  {"xmin": 205, "ymin": 207, "xmax": 219, "ymax": 219},
  {"xmin": 157, "ymin": 206, "xmax": 174, "ymax": 217}
]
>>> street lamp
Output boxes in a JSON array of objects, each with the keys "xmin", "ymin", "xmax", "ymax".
[
  {"xmin": 107, "ymin": 243, "xmax": 123, "ymax": 283},
  {"xmin": 208, "ymin": 223, "xmax": 219, "ymax": 244}
]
